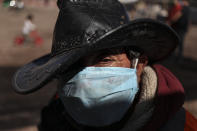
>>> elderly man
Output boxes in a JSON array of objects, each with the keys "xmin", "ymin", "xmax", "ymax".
[{"xmin": 12, "ymin": 0, "xmax": 197, "ymax": 131}]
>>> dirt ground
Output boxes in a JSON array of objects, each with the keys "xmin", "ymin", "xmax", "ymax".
[{"xmin": 0, "ymin": 4, "xmax": 197, "ymax": 131}]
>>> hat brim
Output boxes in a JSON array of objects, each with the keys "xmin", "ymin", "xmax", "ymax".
[{"xmin": 13, "ymin": 18, "xmax": 179, "ymax": 94}]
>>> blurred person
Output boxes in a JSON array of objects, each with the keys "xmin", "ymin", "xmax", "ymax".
[
  {"xmin": 14, "ymin": 14, "xmax": 35, "ymax": 45},
  {"xmin": 167, "ymin": 0, "xmax": 190, "ymax": 62},
  {"xmin": 22, "ymin": 14, "xmax": 36, "ymax": 41},
  {"xmin": 20, "ymin": 14, "xmax": 43, "ymax": 45},
  {"xmin": 14, "ymin": 14, "xmax": 43, "ymax": 46},
  {"xmin": 12, "ymin": 0, "xmax": 197, "ymax": 131},
  {"xmin": 167, "ymin": 0, "xmax": 182, "ymax": 29}
]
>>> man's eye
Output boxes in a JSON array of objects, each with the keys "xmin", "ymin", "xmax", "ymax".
[{"xmin": 100, "ymin": 58, "xmax": 113, "ymax": 62}]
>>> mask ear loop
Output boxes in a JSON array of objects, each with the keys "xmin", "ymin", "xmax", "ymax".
[{"xmin": 134, "ymin": 58, "xmax": 139, "ymax": 69}]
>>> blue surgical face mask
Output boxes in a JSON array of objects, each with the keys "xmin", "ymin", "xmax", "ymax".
[{"xmin": 58, "ymin": 64, "xmax": 139, "ymax": 127}]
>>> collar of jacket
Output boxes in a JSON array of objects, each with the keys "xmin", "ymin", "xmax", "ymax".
[
  {"xmin": 120, "ymin": 66, "xmax": 157, "ymax": 131},
  {"xmin": 141, "ymin": 64, "xmax": 185, "ymax": 131}
]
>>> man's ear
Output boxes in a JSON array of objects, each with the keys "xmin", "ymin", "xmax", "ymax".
[{"xmin": 136, "ymin": 56, "xmax": 148, "ymax": 83}]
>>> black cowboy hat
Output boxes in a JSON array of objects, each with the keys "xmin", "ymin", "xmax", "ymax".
[{"xmin": 12, "ymin": 0, "xmax": 180, "ymax": 94}]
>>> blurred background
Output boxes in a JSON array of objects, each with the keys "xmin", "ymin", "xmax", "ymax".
[{"xmin": 0, "ymin": 0, "xmax": 196, "ymax": 130}]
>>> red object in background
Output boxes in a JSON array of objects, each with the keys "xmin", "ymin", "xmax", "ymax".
[
  {"xmin": 14, "ymin": 31, "xmax": 43, "ymax": 46},
  {"xmin": 34, "ymin": 36, "xmax": 43, "ymax": 46},
  {"xmin": 14, "ymin": 36, "xmax": 24, "ymax": 45},
  {"xmin": 30, "ymin": 31, "xmax": 44, "ymax": 46},
  {"xmin": 184, "ymin": 111, "xmax": 197, "ymax": 131},
  {"xmin": 167, "ymin": 3, "xmax": 182, "ymax": 21}
]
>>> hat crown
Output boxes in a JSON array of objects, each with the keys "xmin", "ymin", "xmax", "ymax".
[{"xmin": 51, "ymin": 0, "xmax": 129, "ymax": 56}]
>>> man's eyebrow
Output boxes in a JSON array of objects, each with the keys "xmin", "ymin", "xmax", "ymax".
[
  {"xmin": 105, "ymin": 48, "xmax": 125, "ymax": 54},
  {"xmin": 96, "ymin": 52, "xmax": 111, "ymax": 59},
  {"xmin": 94, "ymin": 48, "xmax": 125, "ymax": 59}
]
